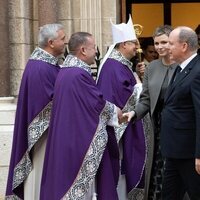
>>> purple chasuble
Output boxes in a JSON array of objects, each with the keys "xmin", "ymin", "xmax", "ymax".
[
  {"xmin": 97, "ymin": 50, "xmax": 146, "ymax": 198},
  {"xmin": 40, "ymin": 55, "xmax": 116, "ymax": 200},
  {"xmin": 5, "ymin": 48, "xmax": 60, "ymax": 199}
]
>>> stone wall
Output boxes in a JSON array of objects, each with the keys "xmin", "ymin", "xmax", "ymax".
[
  {"xmin": 9, "ymin": 0, "xmax": 35, "ymax": 97},
  {"xmin": 6, "ymin": 0, "xmax": 120, "ymax": 97},
  {"xmin": 0, "ymin": 1, "xmax": 10, "ymax": 97}
]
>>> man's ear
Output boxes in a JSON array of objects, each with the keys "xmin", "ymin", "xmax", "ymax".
[
  {"xmin": 80, "ymin": 46, "xmax": 86, "ymax": 55},
  {"xmin": 48, "ymin": 39, "xmax": 54, "ymax": 48},
  {"xmin": 182, "ymin": 42, "xmax": 188, "ymax": 52},
  {"xmin": 122, "ymin": 42, "xmax": 127, "ymax": 49}
]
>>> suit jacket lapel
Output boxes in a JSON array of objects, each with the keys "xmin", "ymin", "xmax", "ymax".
[
  {"xmin": 165, "ymin": 55, "xmax": 199, "ymax": 103},
  {"xmin": 151, "ymin": 64, "xmax": 167, "ymax": 109}
]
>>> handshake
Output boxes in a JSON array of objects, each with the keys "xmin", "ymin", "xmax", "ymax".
[{"xmin": 117, "ymin": 109, "xmax": 136, "ymax": 124}]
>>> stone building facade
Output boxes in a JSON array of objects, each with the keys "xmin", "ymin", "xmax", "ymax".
[
  {"xmin": 0, "ymin": 0, "xmax": 121, "ymax": 198},
  {"xmin": 0, "ymin": 0, "xmax": 122, "ymax": 97}
]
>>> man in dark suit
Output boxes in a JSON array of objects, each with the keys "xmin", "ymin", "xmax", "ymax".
[{"xmin": 161, "ymin": 26, "xmax": 200, "ymax": 200}]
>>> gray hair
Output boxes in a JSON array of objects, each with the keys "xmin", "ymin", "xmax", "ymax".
[
  {"xmin": 68, "ymin": 32, "xmax": 92, "ymax": 55},
  {"xmin": 177, "ymin": 27, "xmax": 198, "ymax": 51},
  {"xmin": 153, "ymin": 25, "xmax": 173, "ymax": 38},
  {"xmin": 38, "ymin": 23, "xmax": 64, "ymax": 48}
]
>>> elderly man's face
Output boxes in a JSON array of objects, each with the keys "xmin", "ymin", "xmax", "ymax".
[{"xmin": 51, "ymin": 29, "xmax": 66, "ymax": 56}]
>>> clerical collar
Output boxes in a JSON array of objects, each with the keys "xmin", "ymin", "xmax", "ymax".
[
  {"xmin": 30, "ymin": 47, "xmax": 58, "ymax": 65},
  {"xmin": 62, "ymin": 54, "xmax": 92, "ymax": 75},
  {"xmin": 109, "ymin": 48, "xmax": 133, "ymax": 70}
]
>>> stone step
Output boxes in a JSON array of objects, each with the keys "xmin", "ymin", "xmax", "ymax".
[
  {"xmin": 0, "ymin": 126, "xmax": 14, "ymax": 166},
  {"xmin": 0, "ymin": 97, "xmax": 16, "ymax": 125},
  {"xmin": 0, "ymin": 97, "xmax": 16, "ymax": 199},
  {"xmin": 0, "ymin": 166, "xmax": 8, "ymax": 199},
  {"xmin": 0, "ymin": 129, "xmax": 13, "ymax": 199}
]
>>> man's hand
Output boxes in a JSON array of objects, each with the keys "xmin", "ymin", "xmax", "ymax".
[
  {"xmin": 117, "ymin": 108, "xmax": 125, "ymax": 124},
  {"xmin": 195, "ymin": 158, "xmax": 200, "ymax": 175},
  {"xmin": 122, "ymin": 111, "xmax": 135, "ymax": 122},
  {"xmin": 136, "ymin": 62, "xmax": 146, "ymax": 78},
  {"xmin": 116, "ymin": 108, "xmax": 130, "ymax": 124}
]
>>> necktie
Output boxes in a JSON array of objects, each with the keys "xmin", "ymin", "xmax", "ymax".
[{"xmin": 173, "ymin": 65, "xmax": 182, "ymax": 81}]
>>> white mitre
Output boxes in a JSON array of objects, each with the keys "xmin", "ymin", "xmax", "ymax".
[
  {"xmin": 111, "ymin": 15, "xmax": 137, "ymax": 44},
  {"xmin": 96, "ymin": 15, "xmax": 137, "ymax": 81}
]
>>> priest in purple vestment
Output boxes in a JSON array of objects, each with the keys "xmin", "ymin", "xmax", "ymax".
[
  {"xmin": 5, "ymin": 23, "xmax": 66, "ymax": 200},
  {"xmin": 39, "ymin": 32, "xmax": 125, "ymax": 200},
  {"xmin": 97, "ymin": 16, "xmax": 146, "ymax": 199}
]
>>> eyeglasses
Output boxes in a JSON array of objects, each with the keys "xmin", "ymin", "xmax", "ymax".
[
  {"xmin": 125, "ymin": 41, "xmax": 138, "ymax": 46},
  {"xmin": 126, "ymin": 41, "xmax": 136, "ymax": 44}
]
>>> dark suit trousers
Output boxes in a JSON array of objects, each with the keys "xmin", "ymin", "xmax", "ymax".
[{"xmin": 162, "ymin": 158, "xmax": 200, "ymax": 200}]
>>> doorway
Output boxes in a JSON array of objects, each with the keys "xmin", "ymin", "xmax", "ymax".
[{"xmin": 122, "ymin": 0, "xmax": 200, "ymax": 37}]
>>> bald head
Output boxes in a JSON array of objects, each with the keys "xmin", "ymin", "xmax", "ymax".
[
  {"xmin": 168, "ymin": 26, "xmax": 198, "ymax": 63},
  {"xmin": 171, "ymin": 26, "xmax": 198, "ymax": 51}
]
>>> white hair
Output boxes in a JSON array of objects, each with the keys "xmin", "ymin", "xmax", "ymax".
[{"xmin": 38, "ymin": 23, "xmax": 64, "ymax": 48}]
